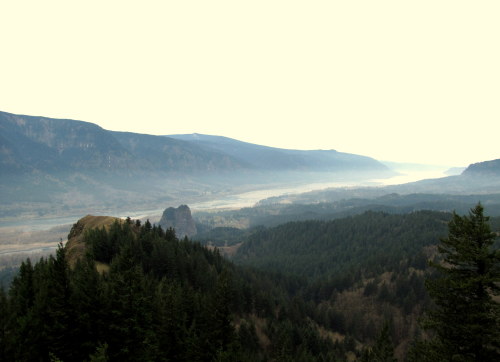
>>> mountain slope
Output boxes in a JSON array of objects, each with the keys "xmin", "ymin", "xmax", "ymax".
[
  {"xmin": 111, "ymin": 131, "xmax": 247, "ymax": 173},
  {"xmin": 1, "ymin": 214, "xmax": 350, "ymax": 361},
  {"xmin": 1, "ymin": 111, "xmax": 392, "ymax": 175},
  {"xmin": 0, "ymin": 111, "xmax": 247, "ymax": 175},
  {"xmin": 234, "ymin": 211, "xmax": 450, "ymax": 278},
  {"xmin": 462, "ymin": 158, "xmax": 500, "ymax": 176},
  {"xmin": 168, "ymin": 133, "xmax": 392, "ymax": 173},
  {"xmin": 0, "ymin": 111, "xmax": 140, "ymax": 173},
  {"xmin": 0, "ymin": 110, "xmax": 400, "ymax": 218}
]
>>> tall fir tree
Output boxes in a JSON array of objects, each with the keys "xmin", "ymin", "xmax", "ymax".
[
  {"xmin": 418, "ymin": 204, "xmax": 500, "ymax": 361},
  {"xmin": 0, "ymin": 286, "xmax": 8, "ymax": 360},
  {"xmin": 211, "ymin": 268, "xmax": 235, "ymax": 352},
  {"xmin": 44, "ymin": 242, "xmax": 75, "ymax": 360},
  {"xmin": 8, "ymin": 257, "xmax": 46, "ymax": 360},
  {"xmin": 70, "ymin": 256, "xmax": 106, "ymax": 360}
]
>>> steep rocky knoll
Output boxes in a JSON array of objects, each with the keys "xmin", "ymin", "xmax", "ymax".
[
  {"xmin": 65, "ymin": 215, "xmax": 123, "ymax": 268},
  {"xmin": 159, "ymin": 205, "xmax": 197, "ymax": 238}
]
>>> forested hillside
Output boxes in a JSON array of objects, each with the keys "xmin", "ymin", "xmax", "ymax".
[
  {"xmin": 234, "ymin": 211, "xmax": 450, "ymax": 279},
  {"xmin": 1, "ymin": 209, "xmax": 498, "ymax": 360},
  {"xmin": 228, "ymin": 211, "xmax": 451, "ymax": 358},
  {"xmin": 0, "ymin": 218, "xmax": 352, "ymax": 361},
  {"xmin": 192, "ymin": 192, "xmax": 500, "ymax": 232}
]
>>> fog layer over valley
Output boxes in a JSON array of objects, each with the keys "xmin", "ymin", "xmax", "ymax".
[
  {"xmin": 1, "ymin": 111, "xmax": 500, "ymax": 360},
  {"xmin": 2, "ymin": 110, "xmax": 500, "ymax": 260},
  {"xmin": 0, "ymin": 111, "xmax": 394, "ymax": 221},
  {"xmin": 0, "ymin": 110, "xmax": 397, "ymax": 272}
]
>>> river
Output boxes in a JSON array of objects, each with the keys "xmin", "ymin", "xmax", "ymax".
[{"xmin": 0, "ymin": 168, "xmax": 450, "ymax": 257}]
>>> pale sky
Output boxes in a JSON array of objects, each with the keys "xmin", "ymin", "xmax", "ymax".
[{"xmin": 1, "ymin": 1, "xmax": 499, "ymax": 167}]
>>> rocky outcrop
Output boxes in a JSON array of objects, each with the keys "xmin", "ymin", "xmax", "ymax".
[
  {"xmin": 159, "ymin": 205, "xmax": 197, "ymax": 238},
  {"xmin": 65, "ymin": 214, "xmax": 123, "ymax": 268}
]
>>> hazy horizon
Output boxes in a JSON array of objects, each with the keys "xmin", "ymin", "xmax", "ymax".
[{"xmin": 2, "ymin": 1, "xmax": 499, "ymax": 166}]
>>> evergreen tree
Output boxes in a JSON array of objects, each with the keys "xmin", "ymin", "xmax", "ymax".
[
  {"xmin": 8, "ymin": 257, "xmax": 47, "ymax": 360},
  {"xmin": 211, "ymin": 268, "xmax": 235, "ymax": 352},
  {"xmin": 44, "ymin": 242, "xmax": 75, "ymax": 360},
  {"xmin": 70, "ymin": 256, "xmax": 106, "ymax": 360},
  {"xmin": 153, "ymin": 279, "xmax": 187, "ymax": 360},
  {"xmin": 105, "ymin": 245, "xmax": 155, "ymax": 360},
  {"xmin": 88, "ymin": 343, "xmax": 109, "ymax": 362},
  {"xmin": 9, "ymin": 258, "xmax": 35, "ymax": 318},
  {"xmin": 0, "ymin": 286, "xmax": 8, "ymax": 360},
  {"xmin": 360, "ymin": 322, "xmax": 396, "ymax": 362},
  {"xmin": 420, "ymin": 204, "xmax": 500, "ymax": 361}
]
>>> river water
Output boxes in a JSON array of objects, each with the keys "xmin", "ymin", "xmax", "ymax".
[
  {"xmin": 0, "ymin": 168, "xmax": 449, "ymax": 234},
  {"xmin": 0, "ymin": 168, "xmax": 451, "ymax": 258},
  {"xmin": 190, "ymin": 169, "xmax": 448, "ymax": 210}
]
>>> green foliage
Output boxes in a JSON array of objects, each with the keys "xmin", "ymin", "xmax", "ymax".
[
  {"xmin": 88, "ymin": 343, "xmax": 109, "ymax": 362},
  {"xmin": 194, "ymin": 226, "xmax": 251, "ymax": 246},
  {"xmin": 196, "ymin": 193, "xmax": 500, "ymax": 231},
  {"xmin": 235, "ymin": 211, "xmax": 450, "ymax": 287},
  {"xmin": 5, "ymin": 207, "xmax": 495, "ymax": 360},
  {"xmin": 0, "ymin": 286, "xmax": 8, "ymax": 360},
  {"xmin": 417, "ymin": 204, "xmax": 500, "ymax": 361},
  {"xmin": 231, "ymin": 211, "xmax": 463, "ymax": 356},
  {"xmin": 360, "ymin": 322, "xmax": 397, "ymax": 362},
  {"xmin": 0, "ymin": 219, "xmax": 348, "ymax": 361}
]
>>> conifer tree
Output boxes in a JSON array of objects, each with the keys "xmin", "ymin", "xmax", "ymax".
[
  {"xmin": 9, "ymin": 258, "xmax": 35, "ymax": 317},
  {"xmin": 105, "ymin": 244, "xmax": 154, "ymax": 360},
  {"xmin": 419, "ymin": 204, "xmax": 500, "ymax": 361},
  {"xmin": 211, "ymin": 268, "xmax": 235, "ymax": 351},
  {"xmin": 360, "ymin": 322, "xmax": 396, "ymax": 362},
  {"xmin": 70, "ymin": 256, "xmax": 106, "ymax": 360},
  {"xmin": 8, "ymin": 257, "xmax": 47, "ymax": 359},
  {"xmin": 0, "ymin": 286, "xmax": 8, "ymax": 360},
  {"xmin": 45, "ymin": 242, "xmax": 75, "ymax": 360}
]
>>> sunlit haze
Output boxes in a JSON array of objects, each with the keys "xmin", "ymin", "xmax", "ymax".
[{"xmin": 1, "ymin": 1, "xmax": 499, "ymax": 166}]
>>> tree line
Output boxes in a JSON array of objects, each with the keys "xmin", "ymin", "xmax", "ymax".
[
  {"xmin": 0, "ymin": 205, "xmax": 498, "ymax": 361},
  {"xmin": 0, "ymin": 219, "xmax": 349, "ymax": 361}
]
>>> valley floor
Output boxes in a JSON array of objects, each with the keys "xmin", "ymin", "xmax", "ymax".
[{"xmin": 0, "ymin": 168, "xmax": 451, "ymax": 270}]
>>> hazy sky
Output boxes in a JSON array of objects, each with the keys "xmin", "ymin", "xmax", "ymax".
[{"xmin": 1, "ymin": 1, "xmax": 499, "ymax": 166}]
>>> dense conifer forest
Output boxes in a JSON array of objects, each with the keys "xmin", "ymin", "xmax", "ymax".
[
  {"xmin": 0, "ymin": 220, "xmax": 350, "ymax": 361},
  {"xmin": 1, "ymin": 207, "xmax": 498, "ymax": 361}
]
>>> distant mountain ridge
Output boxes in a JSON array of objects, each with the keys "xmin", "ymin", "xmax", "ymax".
[
  {"xmin": 0, "ymin": 110, "xmax": 395, "ymax": 218},
  {"xmin": 168, "ymin": 133, "xmax": 390, "ymax": 172},
  {"xmin": 0, "ymin": 111, "xmax": 139, "ymax": 173},
  {"xmin": 462, "ymin": 159, "xmax": 500, "ymax": 176},
  {"xmin": 0, "ymin": 111, "xmax": 247, "ymax": 174},
  {"xmin": 110, "ymin": 131, "xmax": 246, "ymax": 173},
  {"xmin": 1, "ymin": 111, "xmax": 391, "ymax": 175}
]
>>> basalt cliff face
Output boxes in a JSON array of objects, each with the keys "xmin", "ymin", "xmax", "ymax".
[{"xmin": 159, "ymin": 205, "xmax": 197, "ymax": 238}]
